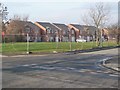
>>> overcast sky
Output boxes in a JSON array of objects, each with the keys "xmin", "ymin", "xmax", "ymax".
[{"xmin": 1, "ymin": 0, "xmax": 119, "ymax": 26}]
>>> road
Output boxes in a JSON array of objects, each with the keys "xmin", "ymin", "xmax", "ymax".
[{"xmin": 2, "ymin": 48, "xmax": 119, "ymax": 88}]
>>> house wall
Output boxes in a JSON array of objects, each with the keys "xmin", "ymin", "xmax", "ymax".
[
  {"xmin": 56, "ymin": 30, "xmax": 62, "ymax": 42},
  {"xmin": 61, "ymin": 29, "xmax": 69, "ymax": 42},
  {"xmin": 35, "ymin": 22, "xmax": 47, "ymax": 42},
  {"xmin": 68, "ymin": 24, "xmax": 80, "ymax": 41},
  {"xmin": 5, "ymin": 21, "xmax": 41, "ymax": 42},
  {"xmin": 101, "ymin": 29, "xmax": 109, "ymax": 41},
  {"xmin": 24, "ymin": 22, "xmax": 42, "ymax": 42},
  {"xmin": 35, "ymin": 22, "xmax": 61, "ymax": 42}
]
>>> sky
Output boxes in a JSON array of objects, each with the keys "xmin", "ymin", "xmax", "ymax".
[{"xmin": 1, "ymin": 0, "xmax": 119, "ymax": 26}]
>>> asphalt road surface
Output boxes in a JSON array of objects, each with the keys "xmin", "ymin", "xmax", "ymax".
[{"xmin": 2, "ymin": 48, "xmax": 119, "ymax": 88}]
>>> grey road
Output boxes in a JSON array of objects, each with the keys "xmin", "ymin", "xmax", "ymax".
[{"xmin": 2, "ymin": 48, "xmax": 119, "ymax": 88}]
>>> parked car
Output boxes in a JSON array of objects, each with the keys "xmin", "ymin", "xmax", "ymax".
[{"xmin": 76, "ymin": 38, "xmax": 86, "ymax": 42}]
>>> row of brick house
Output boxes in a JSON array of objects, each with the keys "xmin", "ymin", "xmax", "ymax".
[{"xmin": 4, "ymin": 20, "xmax": 109, "ymax": 42}]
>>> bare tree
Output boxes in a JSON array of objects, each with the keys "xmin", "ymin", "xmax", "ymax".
[
  {"xmin": 82, "ymin": 2, "xmax": 110, "ymax": 46},
  {"xmin": 108, "ymin": 23, "xmax": 120, "ymax": 45},
  {"xmin": 12, "ymin": 14, "xmax": 29, "ymax": 21},
  {"xmin": 0, "ymin": 3, "xmax": 8, "ymax": 43},
  {"xmin": 12, "ymin": 15, "xmax": 21, "ymax": 20},
  {"xmin": 6, "ymin": 14, "xmax": 29, "ymax": 42},
  {"xmin": 7, "ymin": 14, "xmax": 29, "ymax": 32},
  {"xmin": 82, "ymin": 14, "xmax": 90, "ymax": 26},
  {"xmin": 22, "ymin": 15, "xmax": 29, "ymax": 21}
]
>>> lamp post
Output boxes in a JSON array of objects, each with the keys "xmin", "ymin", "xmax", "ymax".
[
  {"xmin": 0, "ymin": 3, "xmax": 8, "ymax": 89},
  {"xmin": 0, "ymin": 3, "xmax": 8, "ymax": 43},
  {"xmin": 0, "ymin": 3, "xmax": 8, "ymax": 22}
]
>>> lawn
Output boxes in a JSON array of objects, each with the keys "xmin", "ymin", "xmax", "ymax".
[{"xmin": 1, "ymin": 41, "xmax": 118, "ymax": 55}]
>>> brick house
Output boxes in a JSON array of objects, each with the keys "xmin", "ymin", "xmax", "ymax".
[
  {"xmin": 35, "ymin": 22, "xmax": 60, "ymax": 42},
  {"xmin": 6, "ymin": 20, "xmax": 41, "ymax": 42},
  {"xmin": 52, "ymin": 23, "xmax": 71, "ymax": 42},
  {"xmin": 101, "ymin": 28, "xmax": 109, "ymax": 41},
  {"xmin": 23, "ymin": 21, "xmax": 41, "ymax": 42},
  {"xmin": 68, "ymin": 24, "xmax": 80, "ymax": 41},
  {"xmin": 68, "ymin": 24, "xmax": 96, "ymax": 41}
]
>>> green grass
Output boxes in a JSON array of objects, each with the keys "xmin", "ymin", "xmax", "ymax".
[{"xmin": 1, "ymin": 41, "xmax": 118, "ymax": 55}]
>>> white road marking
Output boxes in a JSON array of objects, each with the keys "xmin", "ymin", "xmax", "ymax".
[
  {"xmin": 31, "ymin": 66, "xmax": 40, "ymax": 68},
  {"xmin": 80, "ymin": 69, "xmax": 91, "ymax": 72},
  {"xmin": 66, "ymin": 67, "xmax": 76, "ymax": 70},
  {"xmin": 90, "ymin": 72, "xmax": 97, "ymax": 74},
  {"xmin": 21, "ymin": 64, "xmax": 37, "ymax": 67},
  {"xmin": 22, "ymin": 64, "xmax": 30, "ymax": 67},
  {"xmin": 30, "ymin": 64, "xmax": 37, "ymax": 66},
  {"xmin": 96, "ymin": 71, "xmax": 103, "ymax": 73},
  {"xmin": 49, "ymin": 77, "xmax": 58, "ymax": 80},
  {"xmin": 109, "ymin": 74, "xmax": 118, "ymax": 77},
  {"xmin": 77, "ymin": 70, "xmax": 85, "ymax": 72},
  {"xmin": 45, "ymin": 60, "xmax": 62, "ymax": 64}
]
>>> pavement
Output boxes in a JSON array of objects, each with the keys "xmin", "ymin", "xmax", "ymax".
[
  {"xmin": 102, "ymin": 56, "xmax": 119, "ymax": 72},
  {"xmin": 66, "ymin": 46, "xmax": 119, "ymax": 54}
]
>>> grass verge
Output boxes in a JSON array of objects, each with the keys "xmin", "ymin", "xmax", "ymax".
[{"xmin": 1, "ymin": 41, "xmax": 118, "ymax": 55}]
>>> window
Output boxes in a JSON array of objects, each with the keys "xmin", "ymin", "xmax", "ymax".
[
  {"xmin": 51, "ymin": 29, "xmax": 54, "ymax": 33},
  {"xmin": 35, "ymin": 29, "xmax": 39, "ymax": 33},
  {"xmin": 71, "ymin": 30, "xmax": 74, "ymax": 34},
  {"xmin": 46, "ymin": 26, "xmax": 51, "ymax": 33},
  {"xmin": 63, "ymin": 30, "xmax": 68, "ymax": 35},
  {"xmin": 50, "ymin": 37, "xmax": 54, "ymax": 42},
  {"xmin": 63, "ymin": 36, "xmax": 68, "ymax": 42},
  {"xmin": 25, "ymin": 26, "xmax": 31, "ymax": 33}
]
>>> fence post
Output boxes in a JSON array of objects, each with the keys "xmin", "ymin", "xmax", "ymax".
[
  {"xmin": 70, "ymin": 41, "xmax": 72, "ymax": 51},
  {"xmin": 27, "ymin": 33, "xmax": 30, "ymax": 54}
]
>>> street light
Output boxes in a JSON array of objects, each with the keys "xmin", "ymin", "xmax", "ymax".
[
  {"xmin": 0, "ymin": 3, "xmax": 8, "ymax": 44},
  {"xmin": 0, "ymin": 3, "xmax": 8, "ymax": 22},
  {"xmin": 0, "ymin": 4, "xmax": 8, "ymax": 89}
]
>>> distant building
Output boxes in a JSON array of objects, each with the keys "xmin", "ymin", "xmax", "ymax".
[
  {"xmin": 5, "ymin": 20, "xmax": 100, "ymax": 42},
  {"xmin": 68, "ymin": 24, "xmax": 80, "ymax": 41},
  {"xmin": 6, "ymin": 20, "xmax": 41, "ymax": 42},
  {"xmin": 24, "ymin": 21, "xmax": 41, "ymax": 42},
  {"xmin": 68, "ymin": 24, "xmax": 97, "ymax": 41},
  {"xmin": 52, "ymin": 23, "xmax": 70, "ymax": 42},
  {"xmin": 101, "ymin": 28, "xmax": 109, "ymax": 41},
  {"xmin": 35, "ymin": 22, "xmax": 60, "ymax": 42}
]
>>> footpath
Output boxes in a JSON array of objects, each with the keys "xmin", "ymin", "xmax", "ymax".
[{"xmin": 102, "ymin": 56, "xmax": 119, "ymax": 72}]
